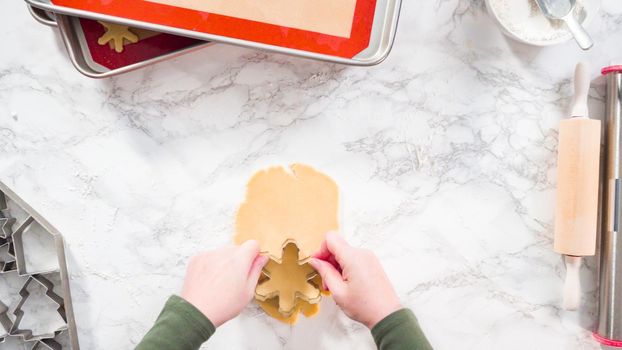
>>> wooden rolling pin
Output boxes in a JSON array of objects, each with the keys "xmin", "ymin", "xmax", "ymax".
[{"xmin": 554, "ymin": 62, "xmax": 601, "ymax": 311}]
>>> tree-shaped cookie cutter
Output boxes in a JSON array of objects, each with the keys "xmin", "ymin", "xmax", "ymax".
[
  {"xmin": 9, "ymin": 274, "xmax": 68, "ymax": 342},
  {"xmin": 0, "ymin": 300, "xmax": 12, "ymax": 341},
  {"xmin": 255, "ymin": 240, "xmax": 322, "ymax": 317},
  {"xmin": 0, "ymin": 181, "xmax": 79, "ymax": 349}
]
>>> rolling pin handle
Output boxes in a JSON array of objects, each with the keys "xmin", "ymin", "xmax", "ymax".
[
  {"xmin": 570, "ymin": 62, "xmax": 591, "ymax": 118},
  {"xmin": 563, "ymin": 255, "xmax": 582, "ymax": 311}
]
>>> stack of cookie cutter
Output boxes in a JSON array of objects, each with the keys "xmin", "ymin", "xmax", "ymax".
[
  {"xmin": 25, "ymin": 5, "xmax": 211, "ymax": 78},
  {"xmin": 0, "ymin": 181, "xmax": 79, "ymax": 350}
]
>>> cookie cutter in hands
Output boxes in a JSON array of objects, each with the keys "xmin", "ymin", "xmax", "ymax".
[
  {"xmin": 255, "ymin": 240, "xmax": 322, "ymax": 317},
  {"xmin": 0, "ymin": 181, "xmax": 79, "ymax": 350}
]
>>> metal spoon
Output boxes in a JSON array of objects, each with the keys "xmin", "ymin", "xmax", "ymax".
[{"xmin": 534, "ymin": 0, "xmax": 593, "ymax": 50}]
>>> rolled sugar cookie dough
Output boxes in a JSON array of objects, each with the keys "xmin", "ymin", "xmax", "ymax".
[
  {"xmin": 235, "ymin": 164, "xmax": 338, "ymax": 323},
  {"xmin": 235, "ymin": 164, "xmax": 339, "ymax": 262}
]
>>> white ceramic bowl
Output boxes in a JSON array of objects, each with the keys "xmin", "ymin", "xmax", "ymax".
[{"xmin": 485, "ymin": 0, "xmax": 601, "ymax": 46}]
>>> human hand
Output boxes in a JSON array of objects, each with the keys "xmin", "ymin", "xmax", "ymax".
[
  {"xmin": 309, "ymin": 232, "xmax": 402, "ymax": 329},
  {"xmin": 181, "ymin": 240, "xmax": 269, "ymax": 327}
]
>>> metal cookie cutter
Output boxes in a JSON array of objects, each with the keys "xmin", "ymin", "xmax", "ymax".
[
  {"xmin": 0, "ymin": 194, "xmax": 17, "ymax": 274},
  {"xmin": 255, "ymin": 241, "xmax": 322, "ymax": 317},
  {"xmin": 0, "ymin": 182, "xmax": 79, "ymax": 349},
  {"xmin": 0, "ymin": 300, "xmax": 12, "ymax": 340},
  {"xmin": 0, "ymin": 234, "xmax": 17, "ymax": 274},
  {"xmin": 10, "ymin": 275, "xmax": 67, "ymax": 342}
]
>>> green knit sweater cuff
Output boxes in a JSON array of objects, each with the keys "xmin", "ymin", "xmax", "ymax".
[
  {"xmin": 135, "ymin": 295, "xmax": 216, "ymax": 350},
  {"xmin": 167, "ymin": 295, "xmax": 216, "ymax": 343},
  {"xmin": 371, "ymin": 308, "xmax": 433, "ymax": 350}
]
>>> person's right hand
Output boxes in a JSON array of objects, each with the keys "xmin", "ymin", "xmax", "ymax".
[{"xmin": 309, "ymin": 232, "xmax": 402, "ymax": 329}]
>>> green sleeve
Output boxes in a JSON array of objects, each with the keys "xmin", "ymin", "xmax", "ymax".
[
  {"xmin": 371, "ymin": 308, "xmax": 433, "ymax": 350},
  {"xmin": 135, "ymin": 295, "xmax": 216, "ymax": 350}
]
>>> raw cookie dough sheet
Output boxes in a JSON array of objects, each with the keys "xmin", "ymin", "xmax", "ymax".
[
  {"xmin": 234, "ymin": 164, "xmax": 338, "ymax": 323},
  {"xmin": 235, "ymin": 164, "xmax": 339, "ymax": 262}
]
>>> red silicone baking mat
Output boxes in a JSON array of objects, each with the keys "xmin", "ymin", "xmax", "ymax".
[
  {"xmin": 78, "ymin": 18, "xmax": 203, "ymax": 70},
  {"xmin": 50, "ymin": 0, "xmax": 376, "ymax": 58}
]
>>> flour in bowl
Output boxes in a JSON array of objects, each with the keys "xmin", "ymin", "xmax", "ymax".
[{"xmin": 488, "ymin": 0, "xmax": 587, "ymax": 44}]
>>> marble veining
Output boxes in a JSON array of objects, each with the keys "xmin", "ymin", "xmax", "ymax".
[{"xmin": 2, "ymin": 0, "xmax": 622, "ymax": 349}]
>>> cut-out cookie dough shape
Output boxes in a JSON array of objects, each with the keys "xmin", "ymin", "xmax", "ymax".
[
  {"xmin": 256, "ymin": 243, "xmax": 321, "ymax": 316},
  {"xmin": 97, "ymin": 21, "xmax": 139, "ymax": 53},
  {"xmin": 235, "ymin": 164, "xmax": 339, "ymax": 262}
]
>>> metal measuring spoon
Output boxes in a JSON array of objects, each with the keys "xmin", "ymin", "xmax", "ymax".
[{"xmin": 534, "ymin": 0, "xmax": 593, "ymax": 50}]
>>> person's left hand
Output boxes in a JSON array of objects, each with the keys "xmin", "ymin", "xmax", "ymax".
[{"xmin": 181, "ymin": 240, "xmax": 269, "ymax": 327}]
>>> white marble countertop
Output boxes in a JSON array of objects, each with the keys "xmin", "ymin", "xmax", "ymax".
[{"xmin": 2, "ymin": 1, "xmax": 622, "ymax": 349}]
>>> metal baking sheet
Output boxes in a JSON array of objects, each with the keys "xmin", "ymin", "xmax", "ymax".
[
  {"xmin": 25, "ymin": 0, "xmax": 401, "ymax": 66},
  {"xmin": 32, "ymin": 11, "xmax": 212, "ymax": 79},
  {"xmin": 28, "ymin": 5, "xmax": 57, "ymax": 27}
]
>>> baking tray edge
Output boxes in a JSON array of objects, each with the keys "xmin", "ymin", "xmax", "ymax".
[
  {"xmin": 26, "ymin": 0, "xmax": 402, "ymax": 66},
  {"xmin": 55, "ymin": 14, "xmax": 212, "ymax": 79}
]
